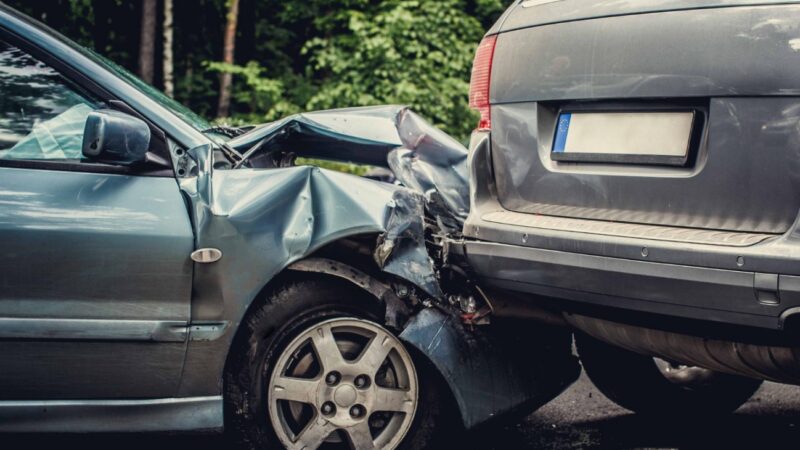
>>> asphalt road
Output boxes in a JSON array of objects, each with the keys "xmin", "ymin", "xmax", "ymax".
[{"xmin": 3, "ymin": 371, "xmax": 800, "ymax": 449}]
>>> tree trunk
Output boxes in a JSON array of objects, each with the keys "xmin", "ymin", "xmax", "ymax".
[
  {"xmin": 93, "ymin": 0, "xmax": 111, "ymax": 56},
  {"xmin": 216, "ymin": 0, "xmax": 240, "ymax": 118},
  {"xmin": 138, "ymin": 0, "xmax": 157, "ymax": 84},
  {"xmin": 162, "ymin": 0, "xmax": 174, "ymax": 97}
]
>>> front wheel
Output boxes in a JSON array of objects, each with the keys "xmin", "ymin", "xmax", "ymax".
[
  {"xmin": 576, "ymin": 332, "xmax": 764, "ymax": 416},
  {"xmin": 225, "ymin": 278, "xmax": 450, "ymax": 450}
]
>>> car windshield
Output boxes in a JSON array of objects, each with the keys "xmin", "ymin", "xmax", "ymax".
[{"xmin": 87, "ymin": 49, "xmax": 213, "ymax": 133}]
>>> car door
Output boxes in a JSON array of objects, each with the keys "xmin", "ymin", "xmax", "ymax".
[{"xmin": 0, "ymin": 40, "xmax": 194, "ymax": 399}]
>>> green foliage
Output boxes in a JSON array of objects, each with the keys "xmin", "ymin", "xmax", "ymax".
[
  {"xmin": 302, "ymin": 0, "xmax": 484, "ymax": 141},
  {"xmin": 205, "ymin": 61, "xmax": 294, "ymax": 121},
  {"xmin": 5, "ymin": 0, "xmax": 515, "ymax": 143},
  {"xmin": 295, "ymin": 157, "xmax": 372, "ymax": 177}
]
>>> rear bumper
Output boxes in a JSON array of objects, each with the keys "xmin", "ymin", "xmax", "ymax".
[
  {"xmin": 464, "ymin": 240, "xmax": 800, "ymax": 331},
  {"xmin": 464, "ymin": 131, "xmax": 800, "ymax": 332}
]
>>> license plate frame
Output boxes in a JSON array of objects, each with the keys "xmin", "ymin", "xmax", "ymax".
[{"xmin": 551, "ymin": 110, "xmax": 696, "ymax": 166}]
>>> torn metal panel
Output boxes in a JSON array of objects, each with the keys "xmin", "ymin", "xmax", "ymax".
[
  {"xmin": 228, "ymin": 105, "xmax": 404, "ymax": 167},
  {"xmin": 390, "ymin": 106, "xmax": 470, "ymax": 226},
  {"xmin": 179, "ymin": 144, "xmax": 442, "ymax": 326},
  {"xmin": 227, "ymin": 105, "xmax": 470, "ymax": 226},
  {"xmin": 375, "ymin": 190, "xmax": 443, "ymax": 298},
  {"xmin": 400, "ymin": 307, "xmax": 580, "ymax": 429},
  {"xmin": 287, "ymin": 257, "xmax": 411, "ymax": 329}
]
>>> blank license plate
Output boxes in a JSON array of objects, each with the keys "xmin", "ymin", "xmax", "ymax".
[{"xmin": 551, "ymin": 111, "xmax": 695, "ymax": 165}]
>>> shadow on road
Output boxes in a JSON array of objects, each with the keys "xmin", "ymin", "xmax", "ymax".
[
  {"xmin": 3, "ymin": 377, "xmax": 800, "ymax": 449},
  {"xmin": 469, "ymin": 412, "xmax": 800, "ymax": 449},
  {"xmin": 3, "ymin": 411, "xmax": 799, "ymax": 450}
]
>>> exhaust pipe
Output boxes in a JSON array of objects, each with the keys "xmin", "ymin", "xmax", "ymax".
[{"xmin": 564, "ymin": 313, "xmax": 800, "ymax": 385}]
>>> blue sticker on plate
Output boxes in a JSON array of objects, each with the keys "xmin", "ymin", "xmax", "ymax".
[{"xmin": 552, "ymin": 113, "xmax": 571, "ymax": 153}]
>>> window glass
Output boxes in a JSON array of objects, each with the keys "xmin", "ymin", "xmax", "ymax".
[{"xmin": 0, "ymin": 41, "xmax": 97, "ymax": 161}]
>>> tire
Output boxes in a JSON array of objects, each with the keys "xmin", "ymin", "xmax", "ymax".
[
  {"xmin": 225, "ymin": 276, "xmax": 453, "ymax": 450},
  {"xmin": 576, "ymin": 332, "xmax": 763, "ymax": 416}
]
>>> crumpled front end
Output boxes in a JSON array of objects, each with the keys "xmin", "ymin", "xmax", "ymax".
[
  {"xmin": 227, "ymin": 105, "xmax": 469, "ymax": 230},
  {"xmin": 178, "ymin": 106, "xmax": 578, "ymax": 430}
]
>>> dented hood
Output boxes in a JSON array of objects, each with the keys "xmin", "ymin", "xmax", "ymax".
[
  {"xmin": 227, "ymin": 105, "xmax": 470, "ymax": 226},
  {"xmin": 181, "ymin": 106, "xmax": 470, "ymax": 310}
]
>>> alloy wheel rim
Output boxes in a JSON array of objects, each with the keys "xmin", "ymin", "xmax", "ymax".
[{"xmin": 268, "ymin": 317, "xmax": 418, "ymax": 450}]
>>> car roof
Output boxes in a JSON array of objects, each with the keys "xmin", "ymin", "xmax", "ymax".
[{"xmin": 492, "ymin": 0, "xmax": 788, "ymax": 34}]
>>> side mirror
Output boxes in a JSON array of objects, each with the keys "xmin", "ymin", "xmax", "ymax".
[{"xmin": 82, "ymin": 109, "xmax": 151, "ymax": 165}]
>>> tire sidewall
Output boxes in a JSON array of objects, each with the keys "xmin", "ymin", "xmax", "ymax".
[{"xmin": 225, "ymin": 277, "xmax": 446, "ymax": 450}]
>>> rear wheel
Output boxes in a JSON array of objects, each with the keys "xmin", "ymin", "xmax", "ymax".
[
  {"xmin": 225, "ymin": 278, "xmax": 449, "ymax": 449},
  {"xmin": 576, "ymin": 333, "xmax": 763, "ymax": 416}
]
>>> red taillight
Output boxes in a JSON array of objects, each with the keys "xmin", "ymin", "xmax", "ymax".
[{"xmin": 469, "ymin": 35, "xmax": 497, "ymax": 131}]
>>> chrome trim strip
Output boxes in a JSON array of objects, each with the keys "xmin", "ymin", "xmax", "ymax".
[
  {"xmin": 0, "ymin": 396, "xmax": 223, "ymax": 433},
  {"xmin": 188, "ymin": 321, "xmax": 230, "ymax": 341},
  {"xmin": 0, "ymin": 318, "xmax": 188, "ymax": 342}
]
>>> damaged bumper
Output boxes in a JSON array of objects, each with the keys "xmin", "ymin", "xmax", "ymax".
[{"xmin": 400, "ymin": 308, "xmax": 579, "ymax": 429}]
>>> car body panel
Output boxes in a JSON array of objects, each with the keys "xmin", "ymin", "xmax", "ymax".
[
  {"xmin": 465, "ymin": 1, "xmax": 800, "ymax": 334},
  {"xmin": 493, "ymin": 0, "xmax": 792, "ymax": 35},
  {"xmin": 400, "ymin": 307, "xmax": 578, "ymax": 429},
  {"xmin": 0, "ymin": 4, "xmax": 581, "ymax": 434},
  {"xmin": 488, "ymin": 4, "xmax": 800, "ymax": 234},
  {"xmin": 227, "ymin": 105, "xmax": 470, "ymax": 228},
  {"xmin": 489, "ymin": 98, "xmax": 800, "ymax": 234},
  {"xmin": 174, "ymin": 130, "xmax": 453, "ymax": 396},
  {"xmin": 0, "ymin": 167, "xmax": 194, "ymax": 399}
]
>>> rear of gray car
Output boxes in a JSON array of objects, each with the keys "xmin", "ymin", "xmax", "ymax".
[{"xmin": 462, "ymin": 0, "xmax": 800, "ymax": 414}]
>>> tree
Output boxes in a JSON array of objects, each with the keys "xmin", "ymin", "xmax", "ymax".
[
  {"xmin": 163, "ymin": 0, "xmax": 174, "ymax": 97},
  {"xmin": 217, "ymin": 0, "xmax": 240, "ymax": 118},
  {"xmin": 303, "ymin": 0, "xmax": 487, "ymax": 140},
  {"xmin": 138, "ymin": 0, "xmax": 157, "ymax": 84},
  {"xmin": 5, "ymin": 0, "xmax": 515, "ymax": 138}
]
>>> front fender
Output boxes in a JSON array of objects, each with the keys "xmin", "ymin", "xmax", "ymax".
[
  {"xmin": 182, "ymin": 163, "xmax": 440, "ymax": 325},
  {"xmin": 176, "ymin": 160, "xmax": 442, "ymax": 397}
]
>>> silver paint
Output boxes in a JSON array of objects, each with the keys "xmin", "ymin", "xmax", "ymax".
[{"xmin": 0, "ymin": 396, "xmax": 222, "ymax": 433}]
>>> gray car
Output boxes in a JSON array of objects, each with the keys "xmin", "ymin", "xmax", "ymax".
[
  {"xmin": 0, "ymin": 4, "xmax": 583, "ymax": 450},
  {"xmin": 464, "ymin": 0, "xmax": 800, "ymax": 415}
]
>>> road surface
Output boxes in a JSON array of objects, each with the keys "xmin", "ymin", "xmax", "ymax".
[{"xmin": 3, "ymin": 371, "xmax": 799, "ymax": 449}]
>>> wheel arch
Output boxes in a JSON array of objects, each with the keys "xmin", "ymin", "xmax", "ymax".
[{"xmin": 221, "ymin": 243, "xmax": 416, "ymax": 392}]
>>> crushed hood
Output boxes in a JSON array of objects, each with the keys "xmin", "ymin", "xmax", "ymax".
[
  {"xmin": 227, "ymin": 105, "xmax": 470, "ymax": 228},
  {"xmin": 181, "ymin": 106, "xmax": 469, "ymax": 311}
]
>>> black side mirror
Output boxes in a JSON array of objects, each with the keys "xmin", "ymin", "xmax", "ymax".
[{"xmin": 82, "ymin": 109, "xmax": 151, "ymax": 165}]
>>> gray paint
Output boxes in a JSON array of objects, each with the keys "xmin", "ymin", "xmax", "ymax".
[
  {"xmin": 0, "ymin": 5, "xmax": 566, "ymax": 435},
  {"xmin": 0, "ymin": 318, "xmax": 187, "ymax": 341},
  {"xmin": 487, "ymin": 4, "xmax": 800, "ymax": 234},
  {"xmin": 228, "ymin": 105, "xmax": 470, "ymax": 227},
  {"xmin": 174, "ymin": 144, "xmax": 442, "ymax": 398},
  {"xmin": 492, "ymin": 4, "xmax": 800, "ymax": 102},
  {"xmin": 0, "ymin": 341, "xmax": 187, "ymax": 399},
  {"xmin": 495, "ymin": 1, "xmax": 797, "ymax": 35},
  {"xmin": 464, "ymin": 240, "xmax": 798, "ymax": 330},
  {"xmin": 490, "ymin": 98, "xmax": 800, "ymax": 234},
  {"xmin": 0, "ymin": 396, "xmax": 222, "ymax": 433},
  {"xmin": 465, "ymin": 130, "xmax": 800, "ymax": 328},
  {"xmin": 465, "ymin": 1, "xmax": 800, "ymax": 333},
  {"xmin": 0, "ymin": 168, "xmax": 193, "ymax": 321},
  {"xmin": 0, "ymin": 167, "xmax": 193, "ymax": 400},
  {"xmin": 468, "ymin": 131, "xmax": 800, "ymax": 278}
]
